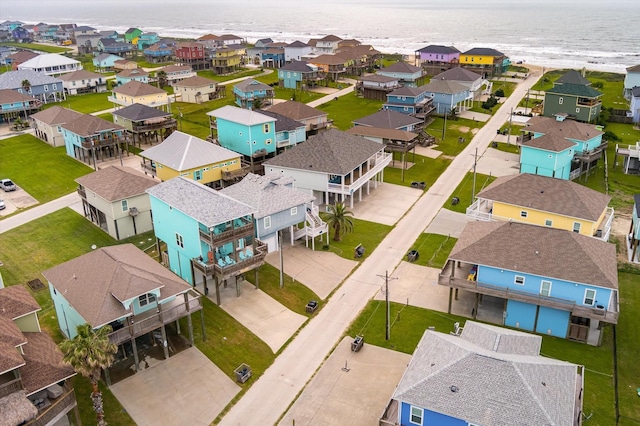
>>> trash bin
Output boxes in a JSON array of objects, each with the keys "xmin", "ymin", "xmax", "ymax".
[
  {"xmin": 451, "ymin": 197, "xmax": 460, "ymax": 205},
  {"xmin": 352, "ymin": 335, "xmax": 364, "ymax": 352},
  {"xmin": 407, "ymin": 250, "xmax": 419, "ymax": 262}
]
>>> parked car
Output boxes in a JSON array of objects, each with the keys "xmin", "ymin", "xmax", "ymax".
[
  {"xmin": 0, "ymin": 199, "xmax": 5, "ymax": 210},
  {"xmin": 0, "ymin": 179, "xmax": 16, "ymax": 191}
]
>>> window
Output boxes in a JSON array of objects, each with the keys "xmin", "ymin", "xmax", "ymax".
[
  {"xmin": 559, "ymin": 97, "xmax": 563, "ymax": 105},
  {"xmin": 540, "ymin": 280, "xmax": 552, "ymax": 297},
  {"xmin": 175, "ymin": 233, "xmax": 184, "ymax": 248},
  {"xmin": 52, "ymin": 83, "xmax": 57, "ymax": 90},
  {"xmin": 264, "ymin": 216, "xmax": 271, "ymax": 229},
  {"xmin": 44, "ymin": 85, "xmax": 49, "ymax": 91},
  {"xmin": 290, "ymin": 207, "xmax": 297, "ymax": 216},
  {"xmin": 410, "ymin": 406, "xmax": 423, "ymax": 425},
  {"xmin": 194, "ymin": 170, "xmax": 202, "ymax": 181},
  {"xmin": 576, "ymin": 107, "xmax": 580, "ymax": 113},
  {"xmin": 514, "ymin": 276, "xmax": 525, "ymax": 285},
  {"xmin": 584, "ymin": 289, "xmax": 596, "ymax": 306},
  {"xmin": 520, "ymin": 210, "xmax": 528, "ymax": 218},
  {"xmin": 545, "ymin": 219, "xmax": 553, "ymax": 227},
  {"xmin": 121, "ymin": 200, "xmax": 128, "ymax": 212},
  {"xmin": 573, "ymin": 222, "xmax": 581, "ymax": 233},
  {"xmin": 263, "ymin": 123, "xmax": 270, "ymax": 133},
  {"xmin": 138, "ymin": 293, "xmax": 157, "ymax": 307},
  {"xmin": 265, "ymin": 138, "xmax": 272, "ymax": 144}
]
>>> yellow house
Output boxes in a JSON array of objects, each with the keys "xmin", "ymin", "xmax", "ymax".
[
  {"xmin": 467, "ymin": 173, "xmax": 614, "ymax": 241},
  {"xmin": 139, "ymin": 130, "xmax": 245, "ymax": 188},
  {"xmin": 108, "ymin": 80, "xmax": 169, "ymax": 110},
  {"xmin": 459, "ymin": 47, "xmax": 507, "ymax": 78}
]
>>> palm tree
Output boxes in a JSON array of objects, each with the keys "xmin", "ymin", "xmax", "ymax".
[
  {"xmin": 20, "ymin": 79, "xmax": 32, "ymax": 120},
  {"xmin": 60, "ymin": 324, "xmax": 117, "ymax": 426},
  {"xmin": 321, "ymin": 202, "xmax": 355, "ymax": 242},
  {"xmin": 156, "ymin": 70, "xmax": 167, "ymax": 88}
]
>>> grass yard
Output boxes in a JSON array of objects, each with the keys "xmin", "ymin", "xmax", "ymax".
[
  {"xmin": 314, "ymin": 217, "xmax": 392, "ymax": 262},
  {"xmin": 316, "ymin": 93, "xmax": 383, "ymax": 130},
  {"xmin": 530, "ymin": 70, "xmax": 626, "ymax": 109},
  {"xmin": 446, "ymin": 172, "xmax": 497, "ymax": 214},
  {"xmin": 173, "ymin": 96, "xmax": 236, "ymax": 139},
  {"xmin": 490, "ymin": 80, "xmax": 517, "ymax": 98},
  {"xmin": 428, "ymin": 117, "xmax": 484, "ymax": 156},
  {"xmin": 616, "ymin": 269, "xmax": 640, "ymax": 424},
  {"xmin": 132, "ymin": 58, "xmax": 174, "ymax": 69},
  {"xmin": 0, "ymin": 42, "xmax": 71, "ymax": 54},
  {"xmin": 490, "ymin": 140, "xmax": 520, "ymax": 154},
  {"xmin": 406, "ymin": 233, "xmax": 457, "ymax": 268},
  {"xmin": 0, "ymin": 134, "xmax": 92, "ymax": 204},
  {"xmin": 44, "ymin": 91, "xmax": 113, "ymax": 114},
  {"xmin": 385, "ymin": 153, "xmax": 452, "ymax": 190},
  {"xmin": 198, "ymin": 68, "xmax": 263, "ymax": 83}
]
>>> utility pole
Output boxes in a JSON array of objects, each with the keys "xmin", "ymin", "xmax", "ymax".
[
  {"xmin": 507, "ymin": 107, "xmax": 513, "ymax": 146},
  {"xmin": 442, "ymin": 107, "xmax": 448, "ymax": 141},
  {"xmin": 278, "ymin": 230, "xmax": 284, "ymax": 288},
  {"xmin": 471, "ymin": 147, "xmax": 478, "ymax": 201},
  {"xmin": 524, "ymin": 89, "xmax": 530, "ymax": 115},
  {"xmin": 377, "ymin": 271, "xmax": 397, "ymax": 340}
]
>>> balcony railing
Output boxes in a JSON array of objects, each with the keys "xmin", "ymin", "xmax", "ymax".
[
  {"xmin": 80, "ymin": 135, "xmax": 128, "ymax": 149},
  {"xmin": 221, "ymin": 164, "xmax": 251, "ymax": 181},
  {"xmin": 574, "ymin": 141, "xmax": 608, "ymax": 163},
  {"xmin": 107, "ymin": 291, "xmax": 202, "ymax": 345},
  {"xmin": 438, "ymin": 261, "xmax": 618, "ymax": 323},
  {"xmin": 192, "ymin": 240, "xmax": 268, "ymax": 279},
  {"xmin": 25, "ymin": 382, "xmax": 77, "ymax": 426},
  {"xmin": 596, "ymin": 207, "xmax": 614, "ymax": 241},
  {"xmin": 327, "ymin": 152, "xmax": 392, "ymax": 195},
  {"xmin": 140, "ymin": 161, "xmax": 156, "ymax": 176},
  {"xmin": 198, "ymin": 221, "xmax": 254, "ymax": 246},
  {"xmin": 310, "ymin": 120, "xmax": 332, "ymax": 130},
  {"xmin": 132, "ymin": 118, "xmax": 177, "ymax": 132},
  {"xmin": 0, "ymin": 377, "xmax": 23, "ymax": 399}
]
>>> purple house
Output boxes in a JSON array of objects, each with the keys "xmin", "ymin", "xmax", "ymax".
[{"xmin": 414, "ymin": 45, "xmax": 461, "ymax": 75}]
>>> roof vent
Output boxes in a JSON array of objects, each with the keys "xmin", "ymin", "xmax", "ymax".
[{"xmin": 450, "ymin": 385, "xmax": 459, "ymax": 393}]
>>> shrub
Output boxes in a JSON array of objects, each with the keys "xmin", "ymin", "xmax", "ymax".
[
  {"xmin": 604, "ymin": 130, "xmax": 620, "ymax": 141},
  {"xmin": 494, "ymin": 89, "xmax": 505, "ymax": 97}
]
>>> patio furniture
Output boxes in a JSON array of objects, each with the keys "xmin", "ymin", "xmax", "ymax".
[
  {"xmin": 239, "ymin": 251, "xmax": 247, "ymax": 261},
  {"xmin": 354, "ymin": 244, "xmax": 365, "ymax": 258},
  {"xmin": 218, "ymin": 258, "xmax": 226, "ymax": 267},
  {"xmin": 306, "ymin": 300, "xmax": 318, "ymax": 313},
  {"xmin": 234, "ymin": 363, "xmax": 252, "ymax": 383},
  {"xmin": 225, "ymin": 255, "xmax": 235, "ymax": 265},
  {"xmin": 351, "ymin": 335, "xmax": 364, "ymax": 352}
]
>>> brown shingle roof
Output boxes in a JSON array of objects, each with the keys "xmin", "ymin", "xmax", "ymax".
[
  {"xmin": 0, "ymin": 88, "xmax": 35, "ymax": 104},
  {"xmin": 174, "ymin": 75, "xmax": 218, "ymax": 87},
  {"xmin": 0, "ymin": 316, "xmax": 27, "ymax": 348},
  {"xmin": 476, "ymin": 174, "xmax": 611, "ymax": 222},
  {"xmin": 0, "ymin": 286, "xmax": 40, "ymax": 319},
  {"xmin": 0, "ymin": 340, "xmax": 26, "ymax": 378},
  {"xmin": 19, "ymin": 332, "xmax": 75, "ymax": 395},
  {"xmin": 43, "ymin": 244, "xmax": 193, "ymax": 328},
  {"xmin": 449, "ymin": 221, "xmax": 618, "ymax": 289},
  {"xmin": 30, "ymin": 106, "xmax": 83, "ymax": 125},
  {"xmin": 266, "ymin": 101, "xmax": 327, "ymax": 121},
  {"xmin": 113, "ymin": 80, "xmax": 166, "ymax": 97},
  {"xmin": 75, "ymin": 166, "xmax": 157, "ymax": 202},
  {"xmin": 116, "ymin": 68, "xmax": 149, "ymax": 78},
  {"xmin": 309, "ymin": 54, "xmax": 347, "ymax": 66},
  {"xmin": 520, "ymin": 132, "xmax": 576, "ymax": 152},
  {"xmin": 60, "ymin": 114, "xmax": 125, "ymax": 137},
  {"xmin": 525, "ymin": 116, "xmax": 604, "ymax": 141},
  {"xmin": 56, "ymin": 69, "xmax": 103, "ymax": 82}
]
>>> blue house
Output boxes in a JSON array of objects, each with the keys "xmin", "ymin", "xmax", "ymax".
[
  {"xmin": 60, "ymin": 113, "xmax": 128, "ymax": 167},
  {"xmin": 0, "ymin": 69, "xmax": 64, "ymax": 104},
  {"xmin": 221, "ymin": 173, "xmax": 319, "ymax": 252},
  {"xmin": 278, "ymin": 61, "xmax": 321, "ymax": 90},
  {"xmin": 207, "ymin": 105, "xmax": 278, "ymax": 170},
  {"xmin": 259, "ymin": 109, "xmax": 307, "ymax": 150},
  {"xmin": 115, "ymin": 68, "xmax": 149, "ymax": 85},
  {"xmin": 137, "ymin": 32, "xmax": 160, "ymax": 50},
  {"xmin": 421, "ymin": 79, "xmax": 470, "ymax": 114},
  {"xmin": 232, "ymin": 79, "xmax": 275, "ymax": 109},
  {"xmin": 519, "ymin": 115, "xmax": 605, "ymax": 180},
  {"xmin": 439, "ymin": 220, "xmax": 618, "ymax": 345},
  {"xmin": 381, "ymin": 321, "xmax": 583, "ymax": 426},
  {"xmin": 104, "ymin": 41, "xmax": 134, "ymax": 56},
  {"xmin": 261, "ymin": 48, "xmax": 285, "ymax": 68},
  {"xmin": 352, "ymin": 109, "xmax": 423, "ymax": 132},
  {"xmin": 376, "ymin": 61, "xmax": 425, "ymax": 87},
  {"xmin": 624, "ymin": 64, "xmax": 640, "ymax": 100},
  {"xmin": 146, "ymin": 177, "xmax": 268, "ymax": 305},
  {"xmin": 144, "ymin": 42, "xmax": 174, "ymax": 63},
  {"xmin": 0, "ymin": 88, "xmax": 41, "ymax": 122},
  {"xmin": 93, "ymin": 53, "xmax": 123, "ymax": 71},
  {"xmin": 628, "ymin": 194, "xmax": 640, "ymax": 264},
  {"xmin": 11, "ymin": 26, "xmax": 31, "ymax": 43},
  {"xmin": 383, "ymin": 85, "xmax": 435, "ymax": 117}
]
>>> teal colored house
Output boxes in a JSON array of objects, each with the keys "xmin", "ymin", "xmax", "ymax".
[
  {"xmin": 60, "ymin": 114, "xmax": 128, "ymax": 167},
  {"xmin": 232, "ymin": 79, "xmax": 275, "ymax": 109},
  {"xmin": 137, "ymin": 32, "xmax": 160, "ymax": 50},
  {"xmin": 115, "ymin": 68, "xmax": 149, "ymax": 85},
  {"xmin": 628, "ymin": 194, "xmax": 640, "ymax": 263},
  {"xmin": 147, "ymin": 177, "xmax": 268, "ymax": 305},
  {"xmin": 0, "ymin": 88, "xmax": 41, "ymax": 122},
  {"xmin": 519, "ymin": 115, "xmax": 605, "ymax": 180},
  {"xmin": 93, "ymin": 53, "xmax": 123, "ymax": 71},
  {"xmin": 278, "ymin": 61, "xmax": 320, "ymax": 90},
  {"xmin": 259, "ymin": 109, "xmax": 307, "ymax": 150},
  {"xmin": 377, "ymin": 62, "xmax": 425, "ymax": 87},
  {"xmin": 381, "ymin": 321, "xmax": 583, "ymax": 426},
  {"xmin": 543, "ymin": 70, "xmax": 602, "ymax": 123},
  {"xmin": 439, "ymin": 221, "xmax": 618, "ymax": 345}
]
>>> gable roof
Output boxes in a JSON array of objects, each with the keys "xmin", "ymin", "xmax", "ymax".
[
  {"xmin": 416, "ymin": 45, "xmax": 460, "ymax": 54},
  {"xmin": 75, "ymin": 166, "xmax": 157, "ymax": 202},
  {"xmin": 525, "ymin": 116, "xmax": 604, "ymax": 141},
  {"xmin": 234, "ymin": 78, "xmax": 272, "ymax": 92},
  {"xmin": 207, "ymin": 105, "xmax": 274, "ymax": 125},
  {"xmin": 0, "ymin": 88, "xmax": 36, "ymax": 104},
  {"xmin": 0, "ymin": 70, "xmax": 62, "ymax": 90},
  {"xmin": 43, "ymin": 244, "xmax": 192, "ymax": 328},
  {"xmin": 449, "ymin": 221, "xmax": 618, "ymax": 289},
  {"xmin": 379, "ymin": 61, "xmax": 421, "ymax": 74},
  {"xmin": 116, "ymin": 68, "xmax": 149, "ymax": 78},
  {"xmin": 7, "ymin": 51, "xmax": 39, "ymax": 63},
  {"xmin": 259, "ymin": 110, "xmax": 305, "ymax": 132},
  {"xmin": 287, "ymin": 40, "xmax": 309, "ymax": 48},
  {"xmin": 60, "ymin": 114, "xmax": 125, "ymax": 136},
  {"xmin": 422, "ymin": 79, "xmax": 468, "ymax": 95},
  {"xmin": 112, "ymin": 80, "xmax": 166, "ymax": 96},
  {"xmin": 359, "ymin": 74, "xmax": 398, "ymax": 84},
  {"xmin": 30, "ymin": 106, "xmax": 83, "ymax": 125},
  {"xmin": 462, "ymin": 47, "xmax": 505, "ymax": 57},
  {"xmin": 146, "ymin": 177, "xmax": 255, "ymax": 227},
  {"xmin": 264, "ymin": 128, "xmax": 384, "ymax": 175},
  {"xmin": 394, "ymin": 324, "xmax": 579, "ymax": 426},
  {"xmin": 309, "ymin": 54, "xmax": 347, "ymax": 66},
  {"xmin": 353, "ymin": 110, "xmax": 423, "ymax": 130},
  {"xmin": 140, "ymin": 130, "xmax": 239, "ymax": 171},
  {"xmin": 18, "ymin": 53, "xmax": 80, "ymax": 70},
  {"xmin": 319, "ymin": 34, "xmax": 342, "ymax": 42},
  {"xmin": 56, "ymin": 69, "xmax": 102, "ymax": 82},
  {"xmin": 265, "ymin": 101, "xmax": 327, "ymax": 121},
  {"xmin": 346, "ymin": 126, "xmax": 418, "ymax": 142},
  {"xmin": 0, "ymin": 286, "xmax": 40, "ymax": 320},
  {"xmin": 546, "ymin": 83, "xmax": 602, "ymax": 98},
  {"xmin": 280, "ymin": 61, "xmax": 315, "ymax": 72},
  {"xmin": 221, "ymin": 173, "xmax": 313, "ymax": 219},
  {"xmin": 477, "ymin": 173, "xmax": 611, "ymax": 222},
  {"xmin": 19, "ymin": 332, "xmax": 76, "ymax": 394},
  {"xmin": 433, "ymin": 67, "xmax": 482, "ymax": 82},
  {"xmin": 111, "ymin": 102, "xmax": 171, "ymax": 121},
  {"xmin": 556, "ymin": 70, "xmax": 591, "ymax": 86}
]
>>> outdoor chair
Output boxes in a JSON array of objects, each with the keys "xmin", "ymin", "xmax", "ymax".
[
  {"xmin": 225, "ymin": 255, "xmax": 235, "ymax": 264},
  {"xmin": 218, "ymin": 258, "xmax": 226, "ymax": 267},
  {"xmin": 239, "ymin": 251, "xmax": 247, "ymax": 261}
]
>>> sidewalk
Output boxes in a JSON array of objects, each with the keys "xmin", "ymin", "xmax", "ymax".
[{"xmin": 0, "ymin": 192, "xmax": 80, "ymax": 234}]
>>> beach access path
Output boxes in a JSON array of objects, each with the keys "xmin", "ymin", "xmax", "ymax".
[{"xmin": 219, "ymin": 65, "xmax": 543, "ymax": 426}]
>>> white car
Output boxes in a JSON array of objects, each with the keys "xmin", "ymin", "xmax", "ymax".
[
  {"xmin": 0, "ymin": 179, "xmax": 16, "ymax": 192},
  {"xmin": 0, "ymin": 199, "xmax": 5, "ymax": 210}
]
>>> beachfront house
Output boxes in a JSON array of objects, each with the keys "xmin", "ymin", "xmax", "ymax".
[
  {"xmin": 232, "ymin": 79, "xmax": 274, "ymax": 110},
  {"xmin": 139, "ymin": 130, "xmax": 244, "ymax": 187},
  {"xmin": 137, "ymin": 32, "xmax": 160, "ymax": 50},
  {"xmin": 459, "ymin": 47, "xmax": 509, "ymax": 78},
  {"xmin": 146, "ymin": 177, "xmax": 268, "ymax": 304},
  {"xmin": 353, "ymin": 109, "xmax": 424, "ymax": 132},
  {"xmin": 266, "ymin": 101, "xmax": 331, "ymax": 136},
  {"xmin": 60, "ymin": 114, "xmax": 128, "ymax": 167},
  {"xmin": 623, "ymin": 64, "xmax": 640, "ymax": 101},
  {"xmin": 380, "ymin": 321, "xmax": 583, "ymax": 426},
  {"xmin": 543, "ymin": 70, "xmax": 603, "ymax": 123},
  {"xmin": 0, "ymin": 70, "xmax": 65, "ymax": 104},
  {"xmin": 518, "ymin": 115, "xmax": 606, "ymax": 180},
  {"xmin": 220, "ymin": 173, "xmax": 324, "ymax": 252},
  {"xmin": 414, "ymin": 44, "xmax": 461, "ymax": 73},
  {"xmin": 263, "ymin": 129, "xmax": 392, "ymax": 208},
  {"xmin": 108, "ymin": 80, "xmax": 170, "ymax": 110},
  {"xmin": 75, "ymin": 166, "xmax": 157, "ymax": 240},
  {"xmin": 278, "ymin": 61, "xmax": 323, "ymax": 90},
  {"xmin": 43, "ymin": 244, "xmax": 203, "ymax": 385},
  {"xmin": 421, "ymin": 79, "xmax": 471, "ymax": 114},
  {"xmin": 111, "ymin": 103, "xmax": 177, "ymax": 146},
  {"xmin": 175, "ymin": 42, "xmax": 209, "ymax": 71},
  {"xmin": 466, "ymin": 173, "xmax": 614, "ymax": 241},
  {"xmin": 30, "ymin": 106, "xmax": 83, "ymax": 147},
  {"xmin": 57, "ymin": 69, "xmax": 107, "ymax": 95},
  {"xmin": 124, "ymin": 27, "xmax": 142, "ymax": 45},
  {"xmin": 285, "ymin": 41, "xmax": 312, "ymax": 62},
  {"xmin": 376, "ymin": 62, "xmax": 425, "ymax": 87},
  {"xmin": 439, "ymin": 220, "xmax": 618, "ymax": 345},
  {"xmin": 0, "ymin": 286, "xmax": 80, "ymax": 426},
  {"xmin": 383, "ymin": 85, "xmax": 435, "ymax": 118},
  {"xmin": 314, "ymin": 34, "xmax": 342, "ymax": 54},
  {"xmin": 174, "ymin": 75, "xmax": 222, "ymax": 104}
]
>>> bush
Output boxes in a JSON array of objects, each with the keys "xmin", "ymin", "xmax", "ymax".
[
  {"xmin": 494, "ymin": 89, "xmax": 505, "ymax": 98},
  {"xmin": 592, "ymin": 81, "xmax": 604, "ymax": 89},
  {"xmin": 482, "ymin": 95, "xmax": 499, "ymax": 111},
  {"xmin": 604, "ymin": 130, "xmax": 620, "ymax": 141}
]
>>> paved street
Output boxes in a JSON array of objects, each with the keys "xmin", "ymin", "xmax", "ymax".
[{"xmin": 220, "ymin": 66, "xmax": 542, "ymax": 425}]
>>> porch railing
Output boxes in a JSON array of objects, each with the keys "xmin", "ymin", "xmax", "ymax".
[
  {"xmin": 327, "ymin": 152, "xmax": 392, "ymax": 195},
  {"xmin": 192, "ymin": 239, "xmax": 268, "ymax": 278},
  {"xmin": 25, "ymin": 382, "xmax": 76, "ymax": 426},
  {"xmin": 132, "ymin": 118, "xmax": 177, "ymax": 132},
  {"xmin": 198, "ymin": 222, "xmax": 254, "ymax": 245},
  {"xmin": 0, "ymin": 377, "xmax": 22, "ymax": 399}
]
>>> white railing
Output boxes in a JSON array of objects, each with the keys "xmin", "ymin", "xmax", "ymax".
[
  {"xmin": 327, "ymin": 152, "xmax": 392, "ymax": 195},
  {"xmin": 569, "ymin": 169, "xmax": 581, "ymax": 180},
  {"xmin": 466, "ymin": 199, "xmax": 492, "ymax": 221},
  {"xmin": 597, "ymin": 207, "xmax": 614, "ymax": 242}
]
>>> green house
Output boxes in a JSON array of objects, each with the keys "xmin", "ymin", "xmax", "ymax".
[
  {"xmin": 543, "ymin": 70, "xmax": 602, "ymax": 123},
  {"xmin": 124, "ymin": 27, "xmax": 142, "ymax": 45}
]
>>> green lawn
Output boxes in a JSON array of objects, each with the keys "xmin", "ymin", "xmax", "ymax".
[
  {"xmin": 44, "ymin": 92, "xmax": 113, "ymax": 114},
  {"xmin": 385, "ymin": 153, "xmax": 452, "ymax": 190},
  {"xmin": 0, "ymin": 134, "xmax": 92, "ymax": 204},
  {"xmin": 428, "ymin": 117, "xmax": 484, "ymax": 156},
  {"xmin": 173, "ymin": 96, "xmax": 236, "ymax": 140},
  {"xmin": 446, "ymin": 172, "xmax": 497, "ymax": 214},
  {"xmin": 530, "ymin": 70, "xmax": 626, "ymax": 109},
  {"xmin": 490, "ymin": 80, "xmax": 517, "ymax": 98},
  {"xmin": 314, "ymin": 218, "xmax": 392, "ymax": 262},
  {"xmin": 406, "ymin": 233, "xmax": 457, "ymax": 268},
  {"xmin": 490, "ymin": 140, "xmax": 520, "ymax": 154},
  {"xmin": 316, "ymin": 94, "xmax": 383, "ymax": 130},
  {"xmin": 616, "ymin": 269, "xmax": 640, "ymax": 424},
  {"xmin": 0, "ymin": 42, "xmax": 71, "ymax": 54},
  {"xmin": 198, "ymin": 68, "xmax": 263, "ymax": 83}
]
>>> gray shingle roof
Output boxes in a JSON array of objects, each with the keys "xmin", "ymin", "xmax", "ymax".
[
  {"xmin": 0, "ymin": 70, "xmax": 62, "ymax": 90},
  {"xmin": 433, "ymin": 67, "xmax": 482, "ymax": 82},
  {"xmin": 462, "ymin": 47, "xmax": 505, "ymax": 57},
  {"xmin": 358, "ymin": 74, "xmax": 398, "ymax": 84},
  {"xmin": 56, "ymin": 69, "xmax": 103, "ymax": 82},
  {"xmin": 207, "ymin": 105, "xmax": 274, "ymax": 125},
  {"xmin": 111, "ymin": 103, "xmax": 171, "ymax": 121},
  {"xmin": 0, "ymin": 88, "xmax": 35, "ymax": 104},
  {"xmin": 140, "ymin": 131, "xmax": 239, "ymax": 171},
  {"xmin": 234, "ymin": 79, "xmax": 272, "ymax": 93},
  {"xmin": 415, "ymin": 45, "xmax": 460, "ymax": 54},
  {"xmin": 394, "ymin": 326, "xmax": 580, "ymax": 426},
  {"xmin": 520, "ymin": 133, "xmax": 576, "ymax": 152},
  {"xmin": 626, "ymin": 64, "xmax": 640, "ymax": 73},
  {"xmin": 287, "ymin": 41, "xmax": 309, "ymax": 48},
  {"xmin": 422, "ymin": 79, "xmax": 468, "ymax": 95},
  {"xmin": 449, "ymin": 221, "xmax": 618, "ymax": 289},
  {"xmin": 280, "ymin": 61, "xmax": 314, "ymax": 72},
  {"xmin": 220, "ymin": 173, "xmax": 313, "ymax": 219},
  {"xmin": 387, "ymin": 85, "xmax": 426, "ymax": 97},
  {"xmin": 353, "ymin": 110, "xmax": 423, "ymax": 130},
  {"xmin": 75, "ymin": 166, "xmax": 157, "ymax": 202},
  {"xmin": 30, "ymin": 106, "xmax": 83, "ymax": 125},
  {"xmin": 43, "ymin": 244, "xmax": 193, "ymax": 328},
  {"xmin": 477, "ymin": 173, "xmax": 611, "ymax": 222},
  {"xmin": 258, "ymin": 110, "xmax": 304, "ymax": 132},
  {"xmin": 265, "ymin": 101, "xmax": 327, "ymax": 121},
  {"xmin": 380, "ymin": 62, "xmax": 421, "ymax": 74},
  {"xmin": 116, "ymin": 68, "xmax": 149, "ymax": 78},
  {"xmin": 264, "ymin": 128, "xmax": 384, "ymax": 175},
  {"xmin": 556, "ymin": 70, "xmax": 591, "ymax": 86},
  {"xmin": 60, "ymin": 114, "xmax": 125, "ymax": 136},
  {"xmin": 146, "ymin": 177, "xmax": 255, "ymax": 227}
]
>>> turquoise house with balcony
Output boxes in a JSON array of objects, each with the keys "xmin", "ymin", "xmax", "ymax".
[
  {"xmin": 147, "ymin": 177, "xmax": 268, "ymax": 305},
  {"xmin": 422, "ymin": 79, "xmax": 471, "ymax": 114},
  {"xmin": 377, "ymin": 62, "xmax": 425, "ymax": 87},
  {"xmin": 439, "ymin": 220, "xmax": 618, "ymax": 345},
  {"xmin": 383, "ymin": 85, "xmax": 435, "ymax": 116},
  {"xmin": 232, "ymin": 79, "xmax": 275, "ymax": 110},
  {"xmin": 278, "ymin": 61, "xmax": 320, "ymax": 90}
]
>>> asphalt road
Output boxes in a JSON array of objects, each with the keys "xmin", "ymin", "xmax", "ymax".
[{"xmin": 219, "ymin": 67, "xmax": 543, "ymax": 426}]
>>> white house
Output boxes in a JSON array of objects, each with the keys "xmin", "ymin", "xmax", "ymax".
[
  {"xmin": 57, "ymin": 69, "xmax": 107, "ymax": 95},
  {"xmin": 285, "ymin": 41, "xmax": 312, "ymax": 62},
  {"xmin": 17, "ymin": 53, "xmax": 82, "ymax": 76}
]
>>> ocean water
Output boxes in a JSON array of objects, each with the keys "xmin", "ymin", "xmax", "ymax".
[{"xmin": 4, "ymin": 0, "xmax": 640, "ymax": 73}]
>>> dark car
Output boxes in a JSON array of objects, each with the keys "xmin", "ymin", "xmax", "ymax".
[{"xmin": 0, "ymin": 179, "xmax": 16, "ymax": 192}]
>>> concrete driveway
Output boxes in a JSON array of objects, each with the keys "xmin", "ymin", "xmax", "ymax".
[
  {"xmin": 110, "ymin": 347, "xmax": 240, "ymax": 426},
  {"xmin": 424, "ymin": 209, "xmax": 473, "ymax": 238},
  {"xmin": 279, "ymin": 337, "xmax": 411, "ymax": 426},
  {"xmin": 0, "ymin": 186, "xmax": 38, "ymax": 217},
  {"xmin": 475, "ymin": 147, "xmax": 520, "ymax": 177},
  {"xmin": 350, "ymin": 183, "xmax": 422, "ymax": 226}
]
